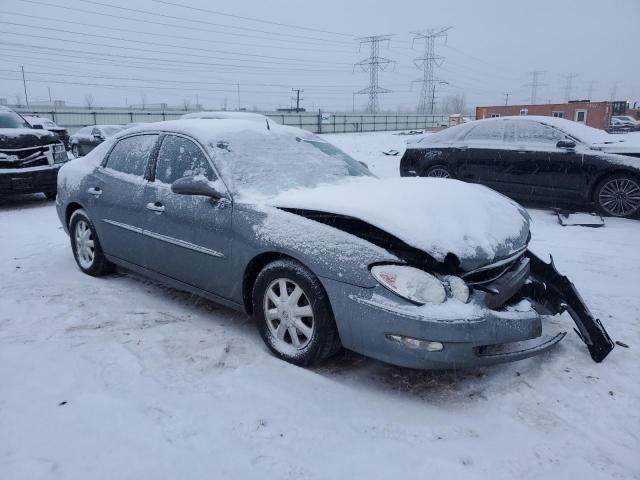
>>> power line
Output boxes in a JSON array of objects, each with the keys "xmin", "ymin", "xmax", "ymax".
[
  {"xmin": 152, "ymin": 0, "xmax": 354, "ymax": 37},
  {"xmin": 411, "ymin": 27, "xmax": 451, "ymax": 113},
  {"xmin": 354, "ymin": 35, "xmax": 394, "ymax": 114},
  {"xmin": 78, "ymin": 0, "xmax": 354, "ymax": 45},
  {"xmin": 19, "ymin": 0, "xmax": 353, "ymax": 49},
  {"xmin": 0, "ymin": 28, "xmax": 352, "ymax": 68},
  {"xmin": 0, "ymin": 11, "xmax": 353, "ymax": 55}
]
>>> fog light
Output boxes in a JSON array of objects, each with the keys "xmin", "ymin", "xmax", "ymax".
[{"xmin": 386, "ymin": 334, "xmax": 444, "ymax": 352}]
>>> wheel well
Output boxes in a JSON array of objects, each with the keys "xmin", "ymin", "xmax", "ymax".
[
  {"xmin": 242, "ymin": 252, "xmax": 293, "ymax": 314},
  {"xmin": 589, "ymin": 169, "xmax": 640, "ymax": 201},
  {"xmin": 65, "ymin": 202, "xmax": 84, "ymax": 227}
]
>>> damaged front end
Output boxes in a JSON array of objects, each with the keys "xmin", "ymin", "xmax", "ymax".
[
  {"xmin": 463, "ymin": 249, "xmax": 615, "ymax": 363},
  {"xmin": 521, "ymin": 252, "xmax": 615, "ymax": 362},
  {"xmin": 279, "ymin": 207, "xmax": 615, "ymax": 364}
]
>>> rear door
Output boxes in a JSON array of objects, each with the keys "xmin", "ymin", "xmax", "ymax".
[
  {"xmin": 89, "ymin": 134, "xmax": 160, "ymax": 266},
  {"xmin": 456, "ymin": 120, "xmax": 506, "ymax": 189},
  {"xmin": 141, "ymin": 134, "xmax": 234, "ymax": 298}
]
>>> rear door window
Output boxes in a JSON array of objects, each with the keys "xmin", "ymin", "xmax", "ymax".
[
  {"xmin": 154, "ymin": 135, "xmax": 216, "ymax": 184},
  {"xmin": 461, "ymin": 121, "xmax": 505, "ymax": 144},
  {"xmin": 515, "ymin": 121, "xmax": 565, "ymax": 147},
  {"xmin": 104, "ymin": 134, "xmax": 158, "ymax": 177}
]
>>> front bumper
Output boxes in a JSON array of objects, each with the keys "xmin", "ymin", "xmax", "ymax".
[
  {"xmin": 323, "ymin": 278, "xmax": 563, "ymax": 369},
  {"xmin": 0, "ymin": 165, "xmax": 61, "ymax": 195},
  {"xmin": 321, "ymin": 251, "xmax": 613, "ymax": 370}
]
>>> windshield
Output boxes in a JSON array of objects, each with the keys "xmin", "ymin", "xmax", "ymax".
[
  {"xmin": 0, "ymin": 111, "xmax": 30, "ymax": 129},
  {"xmin": 211, "ymin": 131, "xmax": 374, "ymax": 196}
]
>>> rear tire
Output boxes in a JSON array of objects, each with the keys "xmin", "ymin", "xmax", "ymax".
[
  {"xmin": 594, "ymin": 173, "xmax": 640, "ymax": 218},
  {"xmin": 69, "ymin": 209, "xmax": 114, "ymax": 276},
  {"xmin": 252, "ymin": 259, "xmax": 341, "ymax": 367},
  {"xmin": 424, "ymin": 165, "xmax": 454, "ymax": 178}
]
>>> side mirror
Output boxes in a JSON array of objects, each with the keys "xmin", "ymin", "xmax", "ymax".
[
  {"xmin": 31, "ymin": 124, "xmax": 44, "ymax": 130},
  {"xmin": 556, "ymin": 140, "xmax": 576, "ymax": 150},
  {"xmin": 171, "ymin": 175, "xmax": 225, "ymax": 199}
]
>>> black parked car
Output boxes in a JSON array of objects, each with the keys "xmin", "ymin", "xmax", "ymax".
[
  {"xmin": 400, "ymin": 116, "xmax": 640, "ymax": 218},
  {"xmin": 69, "ymin": 124, "xmax": 124, "ymax": 157},
  {"xmin": 0, "ymin": 106, "xmax": 68, "ymax": 198},
  {"xmin": 24, "ymin": 115, "xmax": 71, "ymax": 150}
]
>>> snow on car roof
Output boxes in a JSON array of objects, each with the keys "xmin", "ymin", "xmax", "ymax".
[{"xmin": 180, "ymin": 111, "xmax": 270, "ymax": 122}]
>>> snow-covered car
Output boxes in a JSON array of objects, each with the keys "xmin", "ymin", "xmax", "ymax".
[
  {"xmin": 69, "ymin": 124, "xmax": 124, "ymax": 158},
  {"xmin": 24, "ymin": 115, "xmax": 70, "ymax": 150},
  {"xmin": 401, "ymin": 116, "xmax": 640, "ymax": 218},
  {"xmin": 55, "ymin": 119, "xmax": 614, "ymax": 369},
  {"xmin": 0, "ymin": 106, "xmax": 68, "ymax": 198}
]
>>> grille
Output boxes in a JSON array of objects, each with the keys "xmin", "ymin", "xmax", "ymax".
[
  {"xmin": 462, "ymin": 250, "xmax": 525, "ymax": 286},
  {"xmin": 0, "ymin": 146, "xmax": 50, "ymax": 169}
]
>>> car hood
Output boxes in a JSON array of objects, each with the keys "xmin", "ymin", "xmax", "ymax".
[
  {"xmin": 0, "ymin": 128, "xmax": 59, "ymax": 149},
  {"xmin": 590, "ymin": 132, "xmax": 640, "ymax": 155},
  {"xmin": 265, "ymin": 177, "xmax": 531, "ymax": 271}
]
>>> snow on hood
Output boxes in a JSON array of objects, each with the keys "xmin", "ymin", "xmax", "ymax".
[{"xmin": 266, "ymin": 177, "xmax": 530, "ymax": 267}]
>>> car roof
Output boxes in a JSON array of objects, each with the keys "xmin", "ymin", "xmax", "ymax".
[
  {"xmin": 118, "ymin": 118, "xmax": 308, "ymax": 144},
  {"xmin": 180, "ymin": 111, "xmax": 270, "ymax": 122}
]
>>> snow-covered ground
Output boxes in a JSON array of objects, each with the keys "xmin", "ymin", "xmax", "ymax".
[{"xmin": 1, "ymin": 131, "xmax": 638, "ymax": 479}]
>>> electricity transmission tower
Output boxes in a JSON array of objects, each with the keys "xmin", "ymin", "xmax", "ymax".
[
  {"xmin": 411, "ymin": 27, "xmax": 451, "ymax": 114},
  {"xmin": 291, "ymin": 88, "xmax": 304, "ymax": 113},
  {"xmin": 525, "ymin": 71, "xmax": 545, "ymax": 104},
  {"xmin": 354, "ymin": 35, "xmax": 394, "ymax": 113},
  {"xmin": 504, "ymin": 92, "xmax": 512, "ymax": 106},
  {"xmin": 562, "ymin": 73, "xmax": 579, "ymax": 101}
]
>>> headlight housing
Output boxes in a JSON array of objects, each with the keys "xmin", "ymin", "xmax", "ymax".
[
  {"xmin": 371, "ymin": 265, "xmax": 469, "ymax": 305},
  {"xmin": 52, "ymin": 143, "xmax": 67, "ymax": 164}
]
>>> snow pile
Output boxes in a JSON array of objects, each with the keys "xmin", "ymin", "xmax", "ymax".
[{"xmin": 267, "ymin": 177, "xmax": 529, "ymax": 266}]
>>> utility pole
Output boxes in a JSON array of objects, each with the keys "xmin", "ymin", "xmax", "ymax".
[
  {"xmin": 562, "ymin": 73, "xmax": 579, "ymax": 102},
  {"xmin": 47, "ymin": 87, "xmax": 52, "ymax": 103},
  {"xmin": 525, "ymin": 71, "xmax": 545, "ymax": 104},
  {"xmin": 21, "ymin": 66, "xmax": 29, "ymax": 107},
  {"xmin": 237, "ymin": 83, "xmax": 241, "ymax": 110},
  {"xmin": 354, "ymin": 35, "xmax": 394, "ymax": 114},
  {"xmin": 411, "ymin": 27, "xmax": 451, "ymax": 114},
  {"xmin": 291, "ymin": 88, "xmax": 304, "ymax": 113},
  {"xmin": 503, "ymin": 92, "xmax": 512, "ymax": 106}
]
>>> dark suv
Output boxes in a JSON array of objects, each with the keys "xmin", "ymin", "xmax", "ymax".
[{"xmin": 0, "ymin": 106, "xmax": 68, "ymax": 198}]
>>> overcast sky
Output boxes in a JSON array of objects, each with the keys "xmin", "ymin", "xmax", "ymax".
[{"xmin": 0, "ymin": 0, "xmax": 637, "ymax": 111}]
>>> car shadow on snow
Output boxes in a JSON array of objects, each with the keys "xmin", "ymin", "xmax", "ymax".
[
  {"xmin": 0, "ymin": 193, "xmax": 54, "ymax": 211},
  {"xmin": 109, "ymin": 268, "xmax": 561, "ymax": 404},
  {"xmin": 314, "ymin": 347, "xmax": 561, "ymax": 404}
]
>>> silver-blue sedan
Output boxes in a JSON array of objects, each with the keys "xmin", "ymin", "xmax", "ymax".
[{"xmin": 55, "ymin": 117, "xmax": 614, "ymax": 369}]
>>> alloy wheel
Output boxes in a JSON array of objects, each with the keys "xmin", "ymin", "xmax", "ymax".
[
  {"xmin": 74, "ymin": 219, "xmax": 96, "ymax": 269},
  {"xmin": 263, "ymin": 278, "xmax": 315, "ymax": 350},
  {"xmin": 598, "ymin": 178, "xmax": 640, "ymax": 217},
  {"xmin": 427, "ymin": 167, "xmax": 452, "ymax": 178}
]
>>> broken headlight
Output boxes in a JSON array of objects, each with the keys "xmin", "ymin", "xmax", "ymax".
[{"xmin": 371, "ymin": 265, "xmax": 470, "ymax": 305}]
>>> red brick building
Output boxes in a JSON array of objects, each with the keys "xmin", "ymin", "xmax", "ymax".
[{"xmin": 475, "ymin": 101, "xmax": 613, "ymax": 129}]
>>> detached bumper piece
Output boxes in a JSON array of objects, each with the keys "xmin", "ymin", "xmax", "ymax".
[{"xmin": 523, "ymin": 251, "xmax": 615, "ymax": 363}]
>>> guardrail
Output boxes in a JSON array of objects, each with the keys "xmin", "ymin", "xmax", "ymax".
[{"xmin": 13, "ymin": 106, "xmax": 452, "ymax": 134}]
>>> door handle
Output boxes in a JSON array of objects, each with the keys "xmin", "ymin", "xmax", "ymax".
[
  {"xmin": 516, "ymin": 151, "xmax": 527, "ymax": 154},
  {"xmin": 87, "ymin": 187, "xmax": 102, "ymax": 196},
  {"xmin": 146, "ymin": 202, "xmax": 165, "ymax": 213}
]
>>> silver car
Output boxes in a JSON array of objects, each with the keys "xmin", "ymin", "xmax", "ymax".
[{"xmin": 55, "ymin": 119, "xmax": 614, "ymax": 369}]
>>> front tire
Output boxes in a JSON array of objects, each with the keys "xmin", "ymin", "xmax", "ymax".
[
  {"xmin": 252, "ymin": 259, "xmax": 341, "ymax": 366},
  {"xmin": 424, "ymin": 165, "xmax": 454, "ymax": 178},
  {"xmin": 595, "ymin": 174, "xmax": 640, "ymax": 218},
  {"xmin": 69, "ymin": 209, "xmax": 114, "ymax": 276}
]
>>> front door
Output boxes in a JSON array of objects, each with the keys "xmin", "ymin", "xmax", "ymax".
[
  {"xmin": 89, "ymin": 133, "xmax": 160, "ymax": 267},
  {"xmin": 456, "ymin": 120, "xmax": 506, "ymax": 189},
  {"xmin": 141, "ymin": 134, "xmax": 233, "ymax": 298}
]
